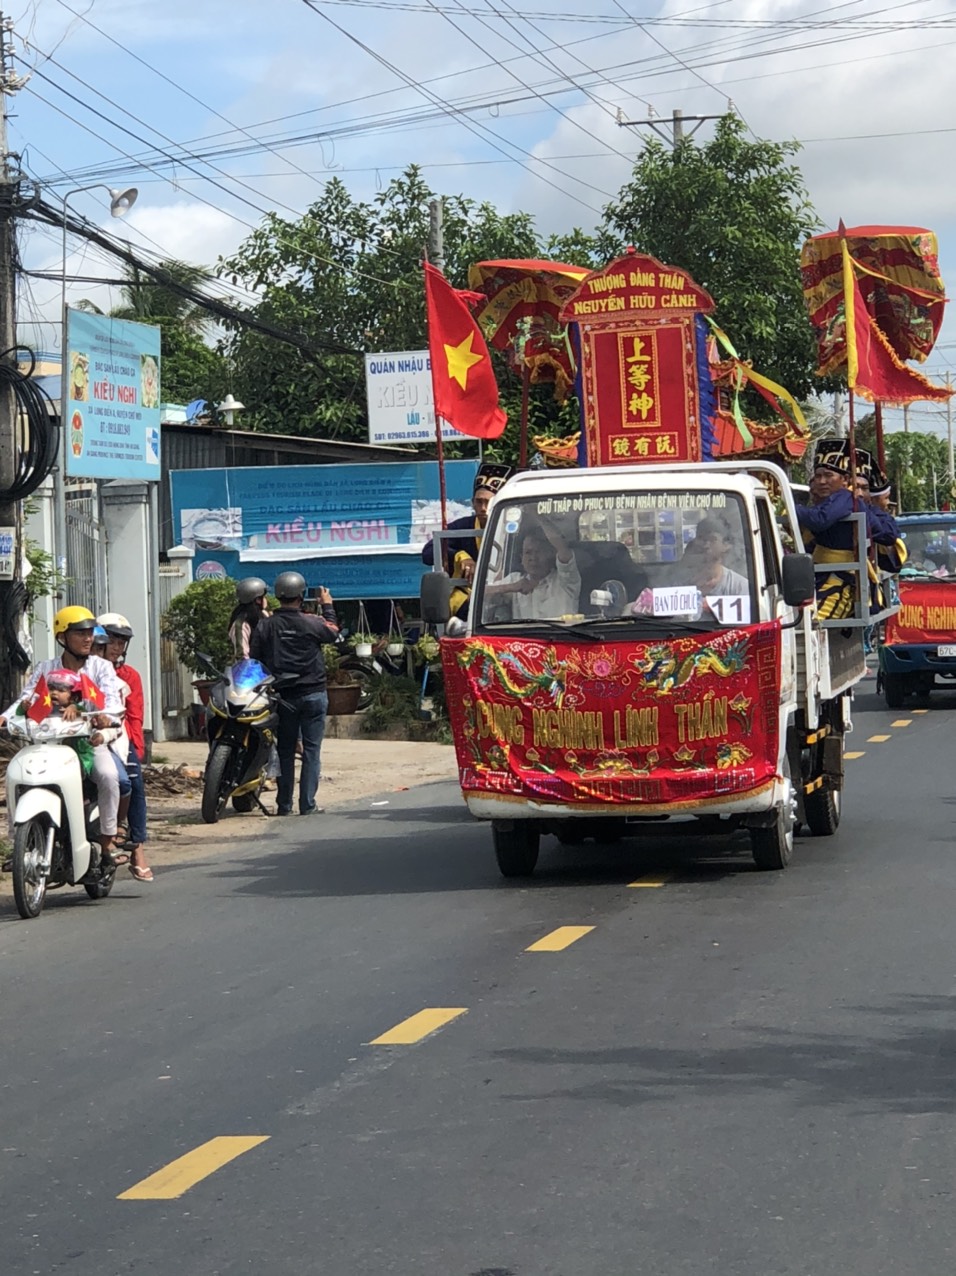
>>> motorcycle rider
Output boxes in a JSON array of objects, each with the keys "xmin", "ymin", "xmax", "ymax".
[
  {"xmin": 228, "ymin": 577, "xmax": 270, "ymax": 659},
  {"xmin": 94, "ymin": 613, "xmax": 153, "ymax": 883},
  {"xmin": 249, "ymin": 571, "xmax": 339, "ymax": 816},
  {"xmin": 0, "ymin": 606, "xmax": 127, "ymax": 865}
]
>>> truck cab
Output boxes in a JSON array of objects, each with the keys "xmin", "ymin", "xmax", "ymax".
[{"xmin": 424, "ymin": 462, "xmax": 867, "ymax": 877}]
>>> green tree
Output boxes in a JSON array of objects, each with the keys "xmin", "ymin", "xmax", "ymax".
[
  {"xmin": 218, "ymin": 166, "xmax": 567, "ymax": 452},
  {"xmin": 603, "ymin": 114, "xmax": 822, "ymax": 411},
  {"xmin": 885, "ymin": 431, "xmax": 949, "ymax": 511}
]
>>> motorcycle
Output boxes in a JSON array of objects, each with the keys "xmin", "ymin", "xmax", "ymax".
[
  {"xmin": 199, "ymin": 656, "xmax": 282, "ymax": 824},
  {"xmin": 336, "ymin": 632, "xmax": 415, "ymax": 711},
  {"xmin": 4, "ymin": 715, "xmax": 117, "ymax": 920}
]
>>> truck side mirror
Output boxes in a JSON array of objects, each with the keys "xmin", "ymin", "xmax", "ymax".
[
  {"xmin": 421, "ymin": 571, "xmax": 452, "ymax": 624},
  {"xmin": 781, "ymin": 553, "xmax": 816, "ymax": 607}
]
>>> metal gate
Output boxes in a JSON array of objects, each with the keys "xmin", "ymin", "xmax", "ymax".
[
  {"xmin": 64, "ymin": 494, "xmax": 108, "ymax": 615},
  {"xmin": 158, "ymin": 561, "xmax": 195, "ymax": 736}
]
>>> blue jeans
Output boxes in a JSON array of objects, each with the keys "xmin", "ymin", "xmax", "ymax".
[
  {"xmin": 276, "ymin": 690, "xmax": 328, "ymax": 814},
  {"xmin": 126, "ymin": 743, "xmax": 147, "ymax": 844}
]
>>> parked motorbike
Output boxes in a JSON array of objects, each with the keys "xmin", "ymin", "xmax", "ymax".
[
  {"xmin": 337, "ymin": 632, "xmax": 414, "ymax": 711},
  {"xmin": 4, "ymin": 716, "xmax": 116, "ymax": 920},
  {"xmin": 199, "ymin": 656, "xmax": 282, "ymax": 824}
]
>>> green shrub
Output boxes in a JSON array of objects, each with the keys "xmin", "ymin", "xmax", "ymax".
[{"xmin": 161, "ymin": 578, "xmax": 237, "ymax": 677}]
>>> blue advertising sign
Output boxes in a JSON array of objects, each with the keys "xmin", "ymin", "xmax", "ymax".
[
  {"xmin": 65, "ymin": 309, "xmax": 161, "ymax": 480},
  {"xmin": 170, "ymin": 460, "xmax": 478, "ymax": 599}
]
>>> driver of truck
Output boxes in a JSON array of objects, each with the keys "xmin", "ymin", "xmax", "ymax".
[{"xmin": 483, "ymin": 521, "xmax": 581, "ymax": 620}]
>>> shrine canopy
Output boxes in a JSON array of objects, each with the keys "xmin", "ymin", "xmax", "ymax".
[{"xmin": 468, "ymin": 259, "xmax": 589, "ymax": 402}]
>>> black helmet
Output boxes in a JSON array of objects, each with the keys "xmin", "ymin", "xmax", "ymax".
[
  {"xmin": 236, "ymin": 576, "xmax": 268, "ymax": 605},
  {"xmin": 274, "ymin": 570, "xmax": 306, "ymax": 601}
]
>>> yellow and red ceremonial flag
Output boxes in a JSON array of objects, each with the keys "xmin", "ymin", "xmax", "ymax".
[
  {"xmin": 424, "ymin": 262, "xmax": 507, "ymax": 440},
  {"xmin": 841, "ymin": 238, "xmax": 952, "ymax": 405},
  {"xmin": 26, "ymin": 675, "xmax": 52, "ymax": 723},
  {"xmin": 79, "ymin": 672, "xmax": 105, "ymax": 710}
]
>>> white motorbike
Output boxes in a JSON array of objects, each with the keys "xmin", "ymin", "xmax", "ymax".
[{"xmin": 4, "ymin": 716, "xmax": 116, "ymax": 919}]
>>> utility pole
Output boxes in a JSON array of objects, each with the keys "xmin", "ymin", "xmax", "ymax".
[
  {"xmin": 0, "ymin": 11, "xmax": 23, "ymax": 708},
  {"xmin": 947, "ymin": 377, "xmax": 954, "ymax": 481},
  {"xmin": 428, "ymin": 197, "xmax": 444, "ymax": 273},
  {"xmin": 616, "ymin": 106, "xmax": 726, "ymax": 150},
  {"xmin": 903, "ymin": 403, "xmax": 910, "ymax": 433}
]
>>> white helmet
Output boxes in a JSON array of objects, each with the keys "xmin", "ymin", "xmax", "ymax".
[{"xmin": 96, "ymin": 612, "xmax": 134, "ymax": 640}]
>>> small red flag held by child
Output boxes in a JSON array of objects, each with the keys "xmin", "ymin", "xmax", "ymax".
[
  {"xmin": 26, "ymin": 675, "xmax": 52, "ymax": 723},
  {"xmin": 425, "ymin": 261, "xmax": 507, "ymax": 440}
]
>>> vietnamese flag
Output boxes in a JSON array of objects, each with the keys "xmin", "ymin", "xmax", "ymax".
[
  {"xmin": 26, "ymin": 675, "xmax": 52, "ymax": 723},
  {"xmin": 842, "ymin": 238, "xmax": 952, "ymax": 406},
  {"xmin": 79, "ymin": 672, "xmax": 105, "ymax": 710},
  {"xmin": 425, "ymin": 261, "xmax": 507, "ymax": 439}
]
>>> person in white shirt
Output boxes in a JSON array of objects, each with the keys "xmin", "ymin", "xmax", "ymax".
[
  {"xmin": 675, "ymin": 516, "xmax": 749, "ymax": 596},
  {"xmin": 484, "ymin": 522, "xmax": 581, "ymax": 620}
]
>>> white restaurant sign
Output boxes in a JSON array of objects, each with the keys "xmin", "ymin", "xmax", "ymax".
[{"xmin": 364, "ymin": 350, "xmax": 466, "ymax": 445}]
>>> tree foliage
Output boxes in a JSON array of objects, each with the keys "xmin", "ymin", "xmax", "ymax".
[
  {"xmin": 884, "ymin": 431, "xmax": 950, "ymax": 511},
  {"xmin": 217, "ymin": 166, "xmax": 586, "ymax": 453},
  {"xmin": 603, "ymin": 115, "xmax": 821, "ymax": 410}
]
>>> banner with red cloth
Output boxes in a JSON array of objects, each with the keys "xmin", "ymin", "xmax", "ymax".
[
  {"xmin": 441, "ymin": 623, "xmax": 781, "ymax": 809},
  {"xmin": 885, "ymin": 579, "xmax": 956, "ymax": 645}
]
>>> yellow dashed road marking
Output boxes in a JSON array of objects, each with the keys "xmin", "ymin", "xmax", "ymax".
[
  {"xmin": 526, "ymin": 925, "xmax": 594, "ymax": 952},
  {"xmin": 118, "ymin": 1136, "xmax": 269, "ymax": 1201},
  {"xmin": 369, "ymin": 1008, "xmax": 467, "ymax": 1045},
  {"xmin": 912, "ymin": 709, "xmax": 929, "ymax": 714},
  {"xmin": 891, "ymin": 719, "xmax": 912, "ymax": 728},
  {"xmin": 867, "ymin": 734, "xmax": 892, "ymax": 743},
  {"xmin": 627, "ymin": 875, "xmax": 670, "ymax": 888},
  {"xmin": 845, "ymin": 751, "xmax": 866, "ymax": 760}
]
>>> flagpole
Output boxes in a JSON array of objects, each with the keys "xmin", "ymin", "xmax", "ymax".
[
  {"xmin": 423, "ymin": 250, "xmax": 448, "ymax": 530},
  {"xmin": 874, "ymin": 401, "xmax": 886, "ymax": 474},
  {"xmin": 518, "ymin": 363, "xmax": 531, "ymax": 469}
]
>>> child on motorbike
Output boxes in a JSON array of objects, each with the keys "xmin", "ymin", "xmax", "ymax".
[{"xmin": 0, "ymin": 606, "xmax": 128, "ymax": 867}]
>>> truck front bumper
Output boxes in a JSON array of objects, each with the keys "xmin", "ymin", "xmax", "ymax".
[
  {"xmin": 880, "ymin": 643, "xmax": 956, "ymax": 678},
  {"xmin": 464, "ymin": 777, "xmax": 782, "ymax": 823}
]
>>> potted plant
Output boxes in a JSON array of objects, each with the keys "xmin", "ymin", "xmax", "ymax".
[
  {"xmin": 349, "ymin": 601, "xmax": 374, "ymax": 659},
  {"xmin": 322, "ymin": 644, "xmax": 362, "ymax": 716},
  {"xmin": 161, "ymin": 578, "xmax": 237, "ymax": 702}
]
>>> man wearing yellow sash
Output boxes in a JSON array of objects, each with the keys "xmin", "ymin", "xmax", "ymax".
[{"xmin": 421, "ymin": 463, "xmax": 513, "ymax": 617}]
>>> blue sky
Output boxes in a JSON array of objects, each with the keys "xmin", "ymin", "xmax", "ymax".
[{"xmin": 11, "ymin": 0, "xmax": 956, "ymax": 439}]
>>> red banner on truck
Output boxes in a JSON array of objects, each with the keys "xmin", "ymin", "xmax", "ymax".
[
  {"xmin": 884, "ymin": 578, "xmax": 956, "ymax": 644},
  {"xmin": 441, "ymin": 622, "xmax": 782, "ymax": 809}
]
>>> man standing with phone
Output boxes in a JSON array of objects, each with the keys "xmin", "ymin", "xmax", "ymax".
[{"xmin": 250, "ymin": 572, "xmax": 340, "ymax": 817}]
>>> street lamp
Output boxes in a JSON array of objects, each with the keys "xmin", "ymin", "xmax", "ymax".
[
  {"xmin": 217, "ymin": 394, "xmax": 244, "ymax": 427},
  {"xmin": 55, "ymin": 184, "xmax": 139, "ymax": 579}
]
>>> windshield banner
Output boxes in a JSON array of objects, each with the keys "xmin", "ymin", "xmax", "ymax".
[
  {"xmin": 442, "ymin": 622, "xmax": 781, "ymax": 809},
  {"xmin": 885, "ymin": 579, "xmax": 956, "ymax": 644}
]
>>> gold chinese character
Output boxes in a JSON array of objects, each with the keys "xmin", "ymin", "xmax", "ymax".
[
  {"xmin": 629, "ymin": 392, "xmax": 655, "ymax": 421},
  {"xmin": 633, "ymin": 437, "xmax": 650, "ymax": 457},
  {"xmin": 655, "ymin": 434, "xmax": 677, "ymax": 456},
  {"xmin": 626, "ymin": 336, "xmax": 651, "ymax": 363},
  {"xmin": 611, "ymin": 436, "xmax": 631, "ymax": 458},
  {"xmin": 627, "ymin": 366, "xmax": 652, "ymax": 392}
]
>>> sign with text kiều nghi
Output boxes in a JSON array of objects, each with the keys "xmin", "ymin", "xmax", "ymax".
[{"xmin": 65, "ymin": 309, "xmax": 161, "ymax": 481}]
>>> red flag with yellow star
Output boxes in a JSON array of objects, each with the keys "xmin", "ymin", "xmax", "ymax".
[
  {"xmin": 79, "ymin": 672, "xmax": 105, "ymax": 710},
  {"xmin": 26, "ymin": 675, "xmax": 52, "ymax": 723},
  {"xmin": 425, "ymin": 262, "xmax": 507, "ymax": 439}
]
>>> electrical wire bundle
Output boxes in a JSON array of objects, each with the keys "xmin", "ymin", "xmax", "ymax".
[{"xmin": 0, "ymin": 346, "xmax": 60, "ymax": 503}]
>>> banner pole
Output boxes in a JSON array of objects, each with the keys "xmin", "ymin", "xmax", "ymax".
[
  {"xmin": 518, "ymin": 363, "xmax": 531, "ymax": 469},
  {"xmin": 423, "ymin": 252, "xmax": 448, "ymax": 529},
  {"xmin": 874, "ymin": 401, "xmax": 886, "ymax": 473}
]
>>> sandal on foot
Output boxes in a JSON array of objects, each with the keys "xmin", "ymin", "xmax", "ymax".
[
  {"xmin": 103, "ymin": 851, "xmax": 130, "ymax": 869},
  {"xmin": 129, "ymin": 864, "xmax": 154, "ymax": 882}
]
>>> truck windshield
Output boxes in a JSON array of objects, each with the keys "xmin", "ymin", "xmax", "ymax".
[
  {"xmin": 474, "ymin": 489, "xmax": 755, "ymax": 631},
  {"xmin": 898, "ymin": 521, "xmax": 956, "ymax": 579}
]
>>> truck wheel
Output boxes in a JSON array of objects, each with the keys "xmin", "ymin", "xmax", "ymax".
[
  {"xmin": 883, "ymin": 672, "xmax": 907, "ymax": 709},
  {"xmin": 492, "ymin": 823, "xmax": 540, "ymax": 878},
  {"xmin": 804, "ymin": 784, "xmax": 841, "ymax": 837},
  {"xmin": 750, "ymin": 761, "xmax": 796, "ymax": 871}
]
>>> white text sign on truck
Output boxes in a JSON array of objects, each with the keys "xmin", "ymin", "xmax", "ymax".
[{"xmin": 364, "ymin": 350, "xmax": 465, "ymax": 445}]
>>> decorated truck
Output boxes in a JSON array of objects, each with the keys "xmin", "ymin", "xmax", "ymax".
[
  {"xmin": 879, "ymin": 513, "xmax": 956, "ymax": 708},
  {"xmin": 423, "ymin": 461, "xmax": 866, "ymax": 877}
]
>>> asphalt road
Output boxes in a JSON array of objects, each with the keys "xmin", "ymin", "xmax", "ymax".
[{"xmin": 3, "ymin": 671, "xmax": 956, "ymax": 1275}]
